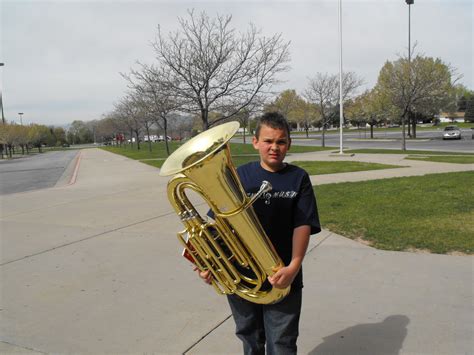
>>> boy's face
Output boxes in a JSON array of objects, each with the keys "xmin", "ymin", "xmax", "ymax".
[{"xmin": 252, "ymin": 124, "xmax": 291, "ymax": 172}]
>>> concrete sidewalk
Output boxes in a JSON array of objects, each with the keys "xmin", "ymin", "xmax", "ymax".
[
  {"xmin": 285, "ymin": 150, "xmax": 474, "ymax": 185},
  {"xmin": 0, "ymin": 148, "xmax": 472, "ymax": 354}
]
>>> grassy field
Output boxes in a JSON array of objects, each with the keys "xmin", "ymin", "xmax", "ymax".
[
  {"xmin": 102, "ymin": 142, "xmax": 403, "ymax": 174},
  {"xmin": 314, "ymin": 171, "xmax": 474, "ymax": 254},
  {"xmin": 290, "ymin": 161, "xmax": 403, "ymax": 175},
  {"xmin": 101, "ymin": 141, "xmax": 334, "ymax": 169},
  {"xmin": 345, "ymin": 148, "xmax": 474, "ymax": 155},
  {"xmin": 405, "ymin": 155, "xmax": 474, "ymax": 164}
]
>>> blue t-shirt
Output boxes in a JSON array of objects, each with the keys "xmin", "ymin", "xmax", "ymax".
[{"xmin": 237, "ymin": 161, "xmax": 321, "ymax": 288}]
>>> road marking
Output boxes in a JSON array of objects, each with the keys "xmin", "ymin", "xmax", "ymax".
[{"xmin": 68, "ymin": 150, "xmax": 82, "ymax": 185}]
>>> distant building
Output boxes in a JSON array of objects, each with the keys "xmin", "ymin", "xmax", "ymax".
[
  {"xmin": 438, "ymin": 111, "xmax": 465, "ymax": 123},
  {"xmin": 143, "ymin": 135, "xmax": 170, "ymax": 142},
  {"xmin": 143, "ymin": 135, "xmax": 161, "ymax": 142}
]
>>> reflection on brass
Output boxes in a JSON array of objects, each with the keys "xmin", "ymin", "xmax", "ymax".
[
  {"xmin": 160, "ymin": 121, "xmax": 289, "ymax": 304},
  {"xmin": 182, "ymin": 151, "xmax": 207, "ymax": 168}
]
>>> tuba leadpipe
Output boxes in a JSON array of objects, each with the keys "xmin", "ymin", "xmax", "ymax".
[{"xmin": 159, "ymin": 121, "xmax": 290, "ymax": 304}]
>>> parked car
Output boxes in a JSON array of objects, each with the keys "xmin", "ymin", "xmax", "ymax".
[{"xmin": 442, "ymin": 126, "xmax": 462, "ymax": 140}]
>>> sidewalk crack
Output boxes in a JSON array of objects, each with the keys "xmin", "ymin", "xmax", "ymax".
[{"xmin": 182, "ymin": 314, "xmax": 232, "ymax": 354}]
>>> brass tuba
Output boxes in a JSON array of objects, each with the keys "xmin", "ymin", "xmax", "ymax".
[{"xmin": 159, "ymin": 121, "xmax": 290, "ymax": 304}]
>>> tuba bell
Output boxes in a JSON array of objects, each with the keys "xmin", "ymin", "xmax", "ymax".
[{"xmin": 159, "ymin": 121, "xmax": 290, "ymax": 304}]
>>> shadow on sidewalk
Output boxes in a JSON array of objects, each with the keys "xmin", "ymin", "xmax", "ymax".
[{"xmin": 309, "ymin": 315, "xmax": 410, "ymax": 355}]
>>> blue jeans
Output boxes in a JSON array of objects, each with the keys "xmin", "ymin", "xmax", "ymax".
[{"xmin": 227, "ymin": 288, "xmax": 302, "ymax": 355}]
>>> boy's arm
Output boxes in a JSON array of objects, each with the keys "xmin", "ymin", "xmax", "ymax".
[{"xmin": 268, "ymin": 225, "xmax": 311, "ymax": 289}]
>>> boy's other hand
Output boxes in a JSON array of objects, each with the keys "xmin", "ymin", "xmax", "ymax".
[
  {"xmin": 267, "ymin": 265, "xmax": 298, "ymax": 289},
  {"xmin": 194, "ymin": 267, "xmax": 213, "ymax": 285}
]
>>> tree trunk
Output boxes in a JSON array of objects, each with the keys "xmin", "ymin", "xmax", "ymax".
[
  {"xmin": 401, "ymin": 114, "xmax": 407, "ymax": 151},
  {"xmin": 163, "ymin": 118, "xmax": 170, "ymax": 156},
  {"xmin": 145, "ymin": 126, "xmax": 152, "ymax": 153},
  {"xmin": 201, "ymin": 108, "xmax": 209, "ymax": 131},
  {"xmin": 135, "ymin": 131, "xmax": 140, "ymax": 150},
  {"xmin": 407, "ymin": 112, "xmax": 412, "ymax": 137}
]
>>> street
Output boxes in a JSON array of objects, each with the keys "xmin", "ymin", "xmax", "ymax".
[
  {"xmin": 289, "ymin": 128, "xmax": 474, "ymax": 153},
  {"xmin": 0, "ymin": 150, "xmax": 79, "ymax": 195}
]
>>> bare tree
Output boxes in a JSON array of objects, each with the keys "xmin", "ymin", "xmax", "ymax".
[
  {"xmin": 152, "ymin": 10, "xmax": 290, "ymax": 130},
  {"xmin": 115, "ymin": 95, "xmax": 144, "ymax": 150},
  {"xmin": 305, "ymin": 72, "xmax": 363, "ymax": 147},
  {"xmin": 124, "ymin": 64, "xmax": 181, "ymax": 155}
]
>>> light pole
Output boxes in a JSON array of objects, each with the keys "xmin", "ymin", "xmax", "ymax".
[
  {"xmin": 18, "ymin": 112, "xmax": 24, "ymax": 125},
  {"xmin": 406, "ymin": 0, "xmax": 413, "ymax": 63},
  {"xmin": 0, "ymin": 62, "xmax": 5, "ymax": 125},
  {"xmin": 338, "ymin": 0, "xmax": 344, "ymax": 154},
  {"xmin": 402, "ymin": 0, "xmax": 414, "ymax": 150}
]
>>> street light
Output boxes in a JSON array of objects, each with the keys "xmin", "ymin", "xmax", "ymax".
[
  {"xmin": 338, "ymin": 0, "xmax": 344, "ymax": 154},
  {"xmin": 18, "ymin": 112, "xmax": 24, "ymax": 125},
  {"xmin": 402, "ymin": 0, "xmax": 414, "ymax": 149},
  {"xmin": 0, "ymin": 62, "xmax": 5, "ymax": 125},
  {"xmin": 406, "ymin": 0, "xmax": 414, "ymax": 64}
]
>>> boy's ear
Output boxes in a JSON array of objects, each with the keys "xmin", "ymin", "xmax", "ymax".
[
  {"xmin": 288, "ymin": 137, "xmax": 292, "ymax": 150},
  {"xmin": 252, "ymin": 135, "xmax": 259, "ymax": 149}
]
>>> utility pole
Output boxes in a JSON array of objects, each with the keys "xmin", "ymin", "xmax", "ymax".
[
  {"xmin": 402, "ymin": 0, "xmax": 414, "ymax": 151},
  {"xmin": 338, "ymin": 0, "xmax": 344, "ymax": 154},
  {"xmin": 0, "ymin": 63, "xmax": 5, "ymax": 125}
]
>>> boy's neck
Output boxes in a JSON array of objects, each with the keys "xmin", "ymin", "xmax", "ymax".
[{"xmin": 260, "ymin": 161, "xmax": 286, "ymax": 173}]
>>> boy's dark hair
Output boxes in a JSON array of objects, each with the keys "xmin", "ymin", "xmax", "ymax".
[{"xmin": 255, "ymin": 112, "xmax": 291, "ymax": 139}]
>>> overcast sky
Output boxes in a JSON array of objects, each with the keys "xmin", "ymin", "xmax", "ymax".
[{"xmin": 1, "ymin": 0, "xmax": 472, "ymax": 126}]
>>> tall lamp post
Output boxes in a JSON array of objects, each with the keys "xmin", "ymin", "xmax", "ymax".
[
  {"xmin": 406, "ymin": 0, "xmax": 413, "ymax": 63},
  {"xmin": 0, "ymin": 63, "xmax": 4, "ymax": 159},
  {"xmin": 338, "ymin": 0, "xmax": 344, "ymax": 154},
  {"xmin": 402, "ymin": 0, "xmax": 414, "ymax": 151},
  {"xmin": 0, "ymin": 62, "xmax": 5, "ymax": 125},
  {"xmin": 18, "ymin": 112, "xmax": 24, "ymax": 125}
]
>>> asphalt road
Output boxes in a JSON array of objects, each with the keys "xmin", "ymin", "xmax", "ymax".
[
  {"xmin": 0, "ymin": 150, "xmax": 79, "ymax": 195},
  {"xmin": 289, "ymin": 128, "xmax": 474, "ymax": 153}
]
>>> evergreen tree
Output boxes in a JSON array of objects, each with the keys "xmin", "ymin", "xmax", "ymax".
[{"xmin": 464, "ymin": 96, "xmax": 474, "ymax": 123}]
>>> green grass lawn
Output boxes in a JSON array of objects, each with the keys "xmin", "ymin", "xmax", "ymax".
[
  {"xmin": 345, "ymin": 148, "xmax": 474, "ymax": 155},
  {"xmin": 229, "ymin": 142, "xmax": 335, "ymax": 154},
  {"xmin": 101, "ymin": 142, "xmax": 182, "ymax": 160},
  {"xmin": 102, "ymin": 141, "xmax": 334, "ymax": 169},
  {"xmin": 291, "ymin": 161, "xmax": 403, "ymax": 175},
  {"xmin": 102, "ymin": 142, "xmax": 404, "ymax": 174},
  {"xmin": 314, "ymin": 171, "xmax": 474, "ymax": 254},
  {"xmin": 405, "ymin": 155, "xmax": 474, "ymax": 164}
]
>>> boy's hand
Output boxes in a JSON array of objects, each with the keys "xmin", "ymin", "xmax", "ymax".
[
  {"xmin": 194, "ymin": 266, "xmax": 213, "ymax": 285},
  {"xmin": 267, "ymin": 265, "xmax": 298, "ymax": 289}
]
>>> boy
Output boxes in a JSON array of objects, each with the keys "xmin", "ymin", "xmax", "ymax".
[{"xmin": 199, "ymin": 112, "xmax": 321, "ymax": 354}]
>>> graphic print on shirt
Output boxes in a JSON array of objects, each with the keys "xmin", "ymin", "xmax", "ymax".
[{"xmin": 247, "ymin": 190, "xmax": 298, "ymax": 205}]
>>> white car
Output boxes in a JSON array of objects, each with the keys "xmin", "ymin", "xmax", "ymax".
[{"xmin": 442, "ymin": 126, "xmax": 462, "ymax": 140}]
